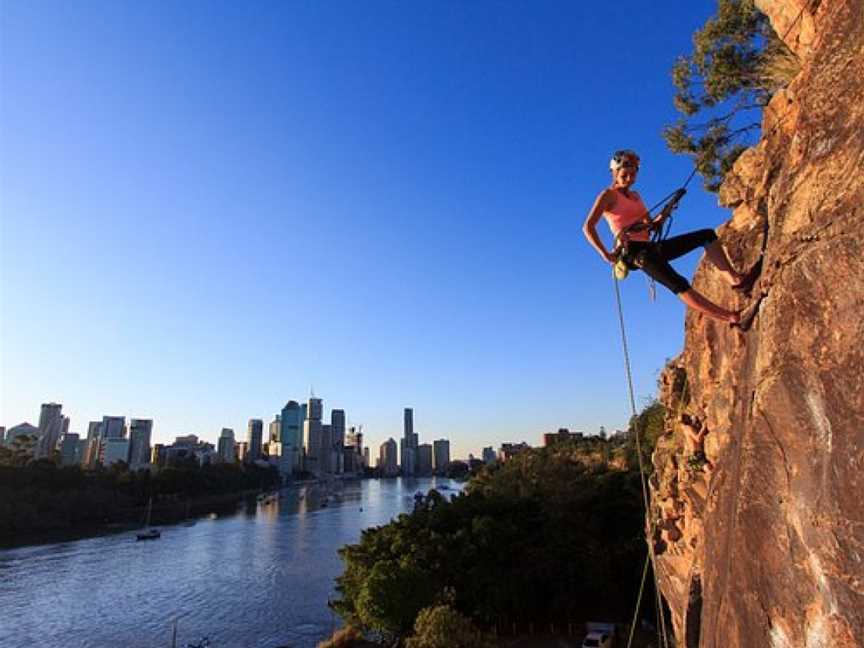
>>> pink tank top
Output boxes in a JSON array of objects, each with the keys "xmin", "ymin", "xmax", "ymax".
[{"xmin": 603, "ymin": 189, "xmax": 650, "ymax": 242}]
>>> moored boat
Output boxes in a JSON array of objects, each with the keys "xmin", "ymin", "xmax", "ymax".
[{"xmin": 136, "ymin": 497, "xmax": 161, "ymax": 541}]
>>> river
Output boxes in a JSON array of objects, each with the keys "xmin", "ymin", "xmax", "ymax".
[{"xmin": 0, "ymin": 477, "xmax": 462, "ymax": 648}]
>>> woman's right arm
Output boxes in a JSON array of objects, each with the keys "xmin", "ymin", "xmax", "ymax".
[{"xmin": 582, "ymin": 190, "xmax": 615, "ymax": 264}]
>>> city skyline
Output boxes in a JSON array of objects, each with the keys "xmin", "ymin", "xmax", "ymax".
[
  {"xmin": 1, "ymin": 396, "xmax": 603, "ymax": 461},
  {"xmin": 1, "ymin": 1, "xmax": 729, "ymax": 461}
]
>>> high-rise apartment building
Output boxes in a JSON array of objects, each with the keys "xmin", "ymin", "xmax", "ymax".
[
  {"xmin": 36, "ymin": 403, "xmax": 64, "ymax": 459},
  {"xmin": 379, "ymin": 438, "xmax": 398, "ymax": 477},
  {"xmin": 281, "ymin": 401, "xmax": 303, "ymax": 449},
  {"xmin": 404, "ymin": 408, "xmax": 413, "ymax": 438},
  {"xmin": 247, "ymin": 419, "xmax": 263, "ymax": 461},
  {"xmin": 433, "ymin": 439, "xmax": 450, "ymax": 475},
  {"xmin": 417, "ymin": 443, "xmax": 433, "ymax": 476},
  {"xmin": 82, "ymin": 438, "xmax": 101, "ymax": 468},
  {"xmin": 87, "ymin": 421, "xmax": 102, "ymax": 441},
  {"xmin": 129, "ymin": 419, "xmax": 153, "ymax": 469},
  {"xmin": 331, "ymin": 409, "xmax": 346, "ymax": 474},
  {"xmin": 482, "ymin": 447, "xmax": 496, "ymax": 464},
  {"xmin": 320, "ymin": 424, "xmax": 333, "ymax": 473},
  {"xmin": 281, "ymin": 401, "xmax": 303, "ymax": 473},
  {"xmin": 307, "ymin": 397, "xmax": 323, "ymax": 420},
  {"xmin": 269, "ymin": 416, "xmax": 281, "ymax": 444},
  {"xmin": 97, "ymin": 416, "xmax": 127, "ymax": 464},
  {"xmin": 345, "ymin": 427, "xmax": 365, "ymax": 472},
  {"xmin": 401, "ymin": 407, "xmax": 419, "ymax": 475},
  {"xmin": 59, "ymin": 433, "xmax": 81, "ymax": 466},
  {"xmin": 218, "ymin": 428, "xmax": 235, "ymax": 463},
  {"xmin": 101, "ymin": 416, "xmax": 126, "ymax": 439},
  {"xmin": 103, "ymin": 438, "xmax": 130, "ymax": 466},
  {"xmin": 303, "ymin": 398, "xmax": 323, "ymax": 473}
]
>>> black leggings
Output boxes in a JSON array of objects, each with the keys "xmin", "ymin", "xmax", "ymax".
[{"xmin": 624, "ymin": 229, "xmax": 718, "ymax": 294}]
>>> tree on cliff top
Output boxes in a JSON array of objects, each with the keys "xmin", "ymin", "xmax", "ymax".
[
  {"xmin": 406, "ymin": 605, "xmax": 494, "ymax": 648},
  {"xmin": 663, "ymin": 0, "xmax": 798, "ymax": 192}
]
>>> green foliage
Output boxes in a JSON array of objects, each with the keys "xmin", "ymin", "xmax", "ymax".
[
  {"xmin": 0, "ymin": 461, "xmax": 280, "ymax": 546},
  {"xmin": 316, "ymin": 625, "xmax": 366, "ymax": 648},
  {"xmin": 621, "ymin": 399, "xmax": 668, "ymax": 473},
  {"xmin": 444, "ymin": 460, "xmax": 470, "ymax": 480},
  {"xmin": 356, "ymin": 560, "xmax": 435, "ymax": 638},
  {"xmin": 663, "ymin": 0, "xmax": 798, "ymax": 192},
  {"xmin": 334, "ymin": 432, "xmax": 656, "ymax": 641},
  {"xmin": 406, "ymin": 605, "xmax": 494, "ymax": 648},
  {"xmin": 0, "ymin": 434, "xmax": 38, "ymax": 467}
]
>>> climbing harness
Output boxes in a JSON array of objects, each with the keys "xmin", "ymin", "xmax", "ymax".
[{"xmin": 612, "ymin": 171, "xmax": 696, "ymax": 284}]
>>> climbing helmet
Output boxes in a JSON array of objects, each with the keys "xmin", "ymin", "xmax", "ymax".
[{"xmin": 610, "ymin": 149, "xmax": 640, "ymax": 171}]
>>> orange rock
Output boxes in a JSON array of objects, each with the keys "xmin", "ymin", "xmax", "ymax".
[{"xmin": 648, "ymin": 1, "xmax": 864, "ymax": 645}]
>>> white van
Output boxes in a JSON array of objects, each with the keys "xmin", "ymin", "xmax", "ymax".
[{"xmin": 582, "ymin": 631, "xmax": 613, "ymax": 648}]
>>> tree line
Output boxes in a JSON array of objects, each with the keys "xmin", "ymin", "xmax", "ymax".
[
  {"xmin": 329, "ymin": 402, "xmax": 667, "ymax": 647},
  {"xmin": 0, "ymin": 458, "xmax": 280, "ymax": 547}
]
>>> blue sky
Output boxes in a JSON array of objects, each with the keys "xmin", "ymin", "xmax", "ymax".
[{"xmin": 1, "ymin": 1, "xmax": 735, "ymax": 458}]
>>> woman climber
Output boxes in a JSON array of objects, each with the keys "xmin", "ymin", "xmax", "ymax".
[{"xmin": 582, "ymin": 149, "xmax": 759, "ymax": 329}]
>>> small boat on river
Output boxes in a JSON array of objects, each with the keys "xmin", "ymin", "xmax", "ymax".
[{"xmin": 136, "ymin": 498, "xmax": 161, "ymax": 541}]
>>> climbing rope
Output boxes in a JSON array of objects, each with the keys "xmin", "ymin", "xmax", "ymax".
[{"xmin": 613, "ymin": 274, "xmax": 671, "ymax": 648}]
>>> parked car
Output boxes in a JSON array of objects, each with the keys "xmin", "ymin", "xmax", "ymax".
[{"xmin": 582, "ymin": 631, "xmax": 613, "ymax": 648}]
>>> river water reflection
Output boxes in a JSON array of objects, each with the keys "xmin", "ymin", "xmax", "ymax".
[{"xmin": 0, "ymin": 477, "xmax": 461, "ymax": 648}]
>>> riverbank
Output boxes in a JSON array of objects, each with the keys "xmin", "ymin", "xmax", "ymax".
[
  {"xmin": 0, "ymin": 461, "xmax": 282, "ymax": 550},
  {"xmin": 0, "ymin": 477, "xmax": 453, "ymax": 648},
  {"xmin": 0, "ymin": 489, "xmax": 258, "ymax": 549}
]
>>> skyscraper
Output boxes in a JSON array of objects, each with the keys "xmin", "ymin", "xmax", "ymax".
[
  {"xmin": 247, "ymin": 419, "xmax": 263, "ymax": 461},
  {"xmin": 59, "ymin": 433, "xmax": 81, "ymax": 466},
  {"xmin": 379, "ymin": 438, "xmax": 398, "ymax": 477},
  {"xmin": 36, "ymin": 403, "xmax": 64, "ymax": 459},
  {"xmin": 345, "ymin": 427, "xmax": 365, "ymax": 473},
  {"xmin": 129, "ymin": 419, "xmax": 153, "ymax": 469},
  {"xmin": 103, "ymin": 438, "xmax": 130, "ymax": 466},
  {"xmin": 218, "ymin": 428, "xmax": 236, "ymax": 463},
  {"xmin": 433, "ymin": 439, "xmax": 450, "ymax": 475},
  {"xmin": 98, "ymin": 416, "xmax": 127, "ymax": 464},
  {"xmin": 281, "ymin": 401, "xmax": 303, "ymax": 449},
  {"xmin": 320, "ymin": 424, "xmax": 333, "ymax": 473},
  {"xmin": 269, "ymin": 415, "xmax": 281, "ymax": 445},
  {"xmin": 404, "ymin": 408, "xmax": 413, "ymax": 438},
  {"xmin": 281, "ymin": 401, "xmax": 303, "ymax": 473},
  {"xmin": 87, "ymin": 421, "xmax": 101, "ymax": 441},
  {"xmin": 307, "ymin": 397, "xmax": 323, "ymax": 420},
  {"xmin": 417, "ymin": 443, "xmax": 433, "ymax": 476},
  {"xmin": 401, "ymin": 407, "xmax": 418, "ymax": 475},
  {"xmin": 101, "ymin": 416, "xmax": 126, "ymax": 439},
  {"xmin": 331, "ymin": 409, "xmax": 346, "ymax": 474},
  {"xmin": 303, "ymin": 398, "xmax": 323, "ymax": 473}
]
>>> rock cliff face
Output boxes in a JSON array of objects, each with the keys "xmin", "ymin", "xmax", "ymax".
[{"xmin": 648, "ymin": 1, "xmax": 864, "ymax": 646}]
